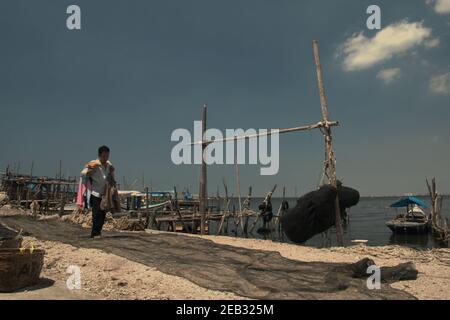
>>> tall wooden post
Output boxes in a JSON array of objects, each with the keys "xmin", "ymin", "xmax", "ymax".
[
  {"xmin": 235, "ymin": 159, "xmax": 244, "ymax": 231},
  {"xmin": 58, "ymin": 160, "xmax": 62, "ymax": 199},
  {"xmin": 26, "ymin": 161, "xmax": 34, "ymax": 209},
  {"xmin": 312, "ymin": 40, "xmax": 344, "ymax": 246},
  {"xmin": 235, "ymin": 159, "xmax": 242, "ymax": 213},
  {"xmin": 199, "ymin": 104, "xmax": 208, "ymax": 235},
  {"xmin": 145, "ymin": 186, "xmax": 149, "ymax": 227}
]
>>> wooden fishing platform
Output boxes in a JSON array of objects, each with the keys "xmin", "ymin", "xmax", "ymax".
[{"xmin": 1, "ymin": 169, "xmax": 78, "ymax": 215}]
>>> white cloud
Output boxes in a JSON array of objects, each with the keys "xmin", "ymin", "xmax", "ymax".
[
  {"xmin": 428, "ymin": 0, "xmax": 450, "ymax": 14},
  {"xmin": 425, "ymin": 38, "xmax": 440, "ymax": 48},
  {"xmin": 376, "ymin": 68, "xmax": 402, "ymax": 84},
  {"xmin": 339, "ymin": 21, "xmax": 434, "ymax": 71},
  {"xmin": 429, "ymin": 72, "xmax": 450, "ymax": 94}
]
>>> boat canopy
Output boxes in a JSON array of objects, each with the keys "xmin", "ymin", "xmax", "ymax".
[
  {"xmin": 148, "ymin": 191, "xmax": 174, "ymax": 197},
  {"xmin": 390, "ymin": 196, "xmax": 429, "ymax": 209}
]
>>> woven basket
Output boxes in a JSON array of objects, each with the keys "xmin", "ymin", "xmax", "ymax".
[{"xmin": 0, "ymin": 248, "xmax": 45, "ymax": 292}]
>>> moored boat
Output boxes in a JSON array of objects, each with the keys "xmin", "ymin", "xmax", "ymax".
[{"xmin": 386, "ymin": 196, "xmax": 430, "ymax": 234}]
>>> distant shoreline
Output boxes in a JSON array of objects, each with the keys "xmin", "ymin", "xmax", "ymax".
[{"xmin": 231, "ymin": 195, "xmax": 448, "ymax": 199}]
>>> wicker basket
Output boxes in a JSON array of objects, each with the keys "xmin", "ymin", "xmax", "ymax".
[{"xmin": 0, "ymin": 248, "xmax": 45, "ymax": 292}]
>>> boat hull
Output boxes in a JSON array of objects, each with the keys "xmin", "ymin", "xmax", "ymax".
[{"xmin": 386, "ymin": 220, "xmax": 428, "ymax": 234}]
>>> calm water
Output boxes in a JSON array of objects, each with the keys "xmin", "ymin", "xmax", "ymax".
[{"xmin": 212, "ymin": 196, "xmax": 450, "ymax": 249}]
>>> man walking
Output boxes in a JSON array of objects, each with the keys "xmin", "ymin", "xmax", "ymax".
[{"xmin": 81, "ymin": 145, "xmax": 116, "ymax": 238}]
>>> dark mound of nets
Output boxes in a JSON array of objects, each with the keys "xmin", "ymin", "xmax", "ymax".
[
  {"xmin": 281, "ymin": 184, "xmax": 360, "ymax": 244},
  {"xmin": 337, "ymin": 181, "xmax": 360, "ymax": 218}
]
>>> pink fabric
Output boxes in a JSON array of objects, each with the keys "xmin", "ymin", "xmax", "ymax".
[{"xmin": 76, "ymin": 178, "xmax": 91, "ymax": 208}]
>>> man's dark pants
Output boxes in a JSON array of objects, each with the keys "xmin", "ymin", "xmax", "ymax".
[{"xmin": 90, "ymin": 195, "xmax": 106, "ymax": 237}]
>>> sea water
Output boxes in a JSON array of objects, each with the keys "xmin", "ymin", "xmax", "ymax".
[{"xmin": 216, "ymin": 196, "xmax": 450, "ymax": 249}]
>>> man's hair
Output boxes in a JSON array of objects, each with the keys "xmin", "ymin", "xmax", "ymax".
[{"xmin": 98, "ymin": 145, "xmax": 110, "ymax": 156}]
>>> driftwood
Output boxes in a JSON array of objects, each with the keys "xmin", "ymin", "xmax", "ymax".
[
  {"xmin": 380, "ymin": 263, "xmax": 418, "ymax": 282},
  {"xmin": 337, "ymin": 258, "xmax": 418, "ymax": 283},
  {"xmin": 426, "ymin": 178, "xmax": 450, "ymax": 242}
]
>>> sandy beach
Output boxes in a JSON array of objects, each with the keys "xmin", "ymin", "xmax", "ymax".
[{"xmin": 1, "ymin": 207, "xmax": 449, "ymax": 300}]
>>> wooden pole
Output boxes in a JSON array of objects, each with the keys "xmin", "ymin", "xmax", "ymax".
[
  {"xmin": 236, "ymin": 165, "xmax": 242, "ymax": 212},
  {"xmin": 280, "ymin": 186, "xmax": 286, "ymax": 241},
  {"xmin": 243, "ymin": 186, "xmax": 252, "ymax": 233},
  {"xmin": 145, "ymin": 186, "xmax": 149, "ymax": 227},
  {"xmin": 249, "ymin": 185, "xmax": 277, "ymax": 233},
  {"xmin": 312, "ymin": 40, "xmax": 344, "ymax": 246},
  {"xmin": 216, "ymin": 178, "xmax": 230, "ymax": 235},
  {"xmin": 216, "ymin": 186, "xmax": 221, "ymax": 211},
  {"xmin": 235, "ymin": 152, "xmax": 242, "ymax": 228},
  {"xmin": 59, "ymin": 160, "xmax": 62, "ymax": 199},
  {"xmin": 26, "ymin": 161, "xmax": 34, "ymax": 209},
  {"xmin": 191, "ymin": 121, "xmax": 338, "ymax": 146},
  {"xmin": 199, "ymin": 104, "xmax": 208, "ymax": 235}
]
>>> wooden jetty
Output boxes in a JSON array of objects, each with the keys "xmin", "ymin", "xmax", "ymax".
[{"xmin": 0, "ymin": 166, "xmax": 78, "ymax": 215}]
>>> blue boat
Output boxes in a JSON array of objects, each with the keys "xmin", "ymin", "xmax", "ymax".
[{"xmin": 386, "ymin": 196, "xmax": 430, "ymax": 234}]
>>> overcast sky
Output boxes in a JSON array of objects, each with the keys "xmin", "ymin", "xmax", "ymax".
[{"xmin": 1, "ymin": 0, "xmax": 449, "ymax": 196}]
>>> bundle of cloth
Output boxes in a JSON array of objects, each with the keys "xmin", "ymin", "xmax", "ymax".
[
  {"xmin": 100, "ymin": 178, "xmax": 121, "ymax": 213},
  {"xmin": 76, "ymin": 160, "xmax": 121, "ymax": 213},
  {"xmin": 281, "ymin": 182, "xmax": 359, "ymax": 244}
]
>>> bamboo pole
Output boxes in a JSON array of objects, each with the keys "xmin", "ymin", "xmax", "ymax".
[
  {"xmin": 190, "ymin": 121, "xmax": 338, "ymax": 146},
  {"xmin": 426, "ymin": 178, "xmax": 436, "ymax": 222},
  {"xmin": 216, "ymin": 186, "xmax": 221, "ymax": 211},
  {"xmin": 172, "ymin": 186, "xmax": 189, "ymax": 231},
  {"xmin": 199, "ymin": 104, "xmax": 208, "ymax": 235},
  {"xmin": 58, "ymin": 160, "xmax": 62, "ymax": 203},
  {"xmin": 312, "ymin": 40, "xmax": 344, "ymax": 246},
  {"xmin": 25, "ymin": 161, "xmax": 34, "ymax": 208},
  {"xmin": 216, "ymin": 178, "xmax": 230, "ymax": 235},
  {"xmin": 235, "ymin": 154, "xmax": 245, "ymax": 232},
  {"xmin": 249, "ymin": 185, "xmax": 277, "ymax": 233},
  {"xmin": 145, "ymin": 187, "xmax": 149, "ymax": 227},
  {"xmin": 236, "ymin": 159, "xmax": 242, "ymax": 213},
  {"xmin": 242, "ymin": 186, "xmax": 252, "ymax": 233}
]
